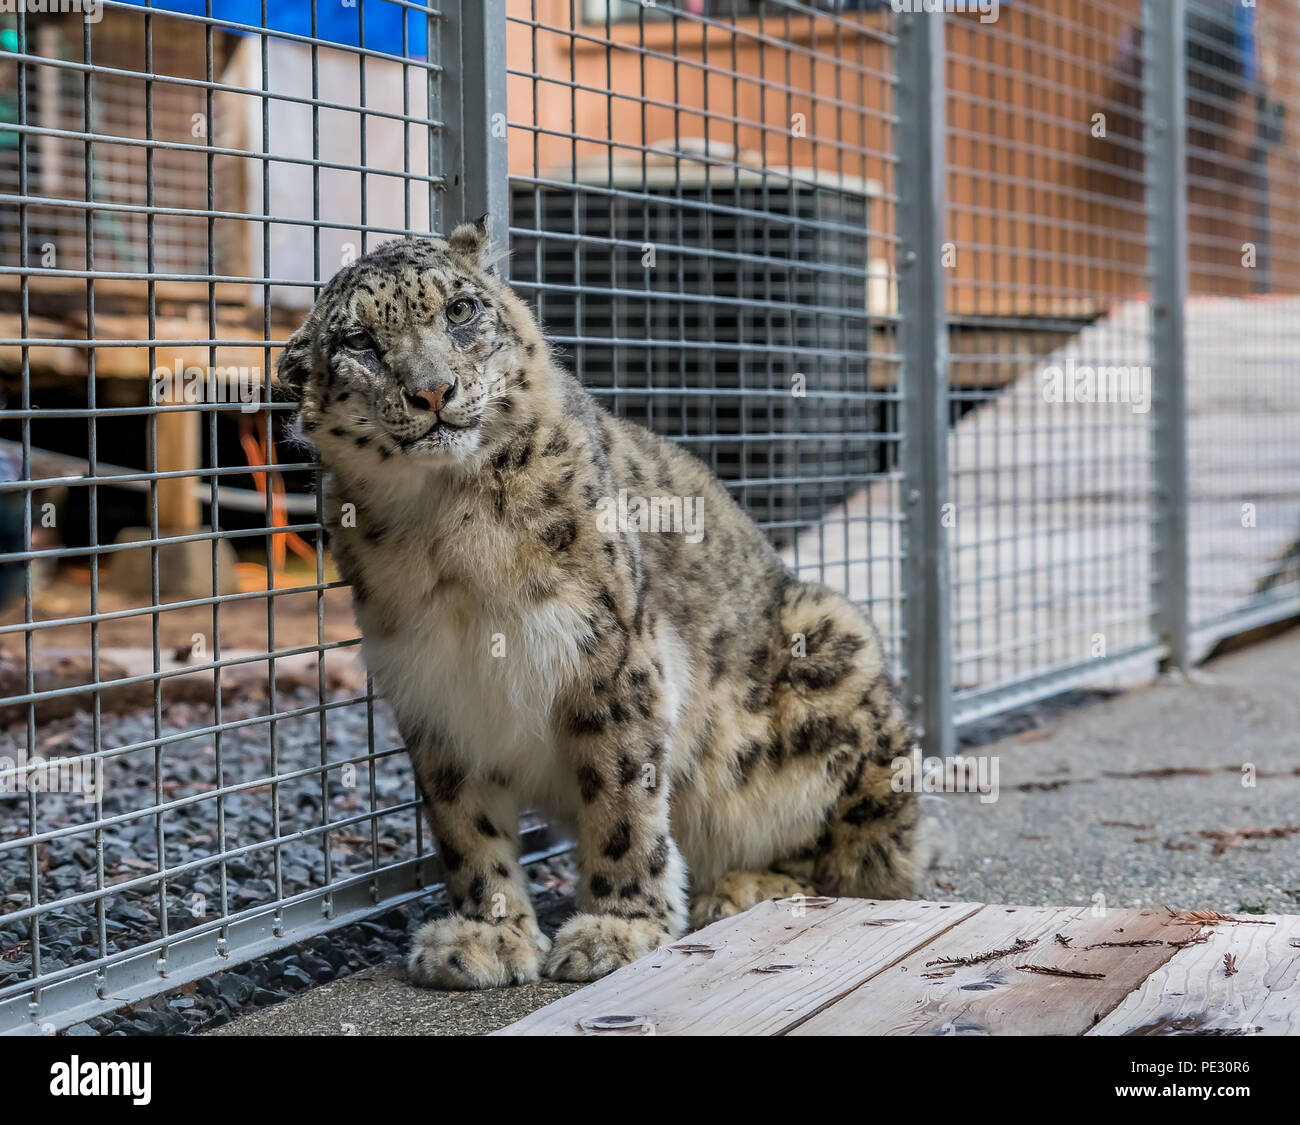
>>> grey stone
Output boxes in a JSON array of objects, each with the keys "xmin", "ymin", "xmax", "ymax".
[{"xmin": 106, "ymin": 527, "xmax": 240, "ymax": 598}]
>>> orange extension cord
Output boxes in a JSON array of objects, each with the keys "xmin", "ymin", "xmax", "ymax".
[{"xmin": 238, "ymin": 412, "xmax": 315, "ymax": 573}]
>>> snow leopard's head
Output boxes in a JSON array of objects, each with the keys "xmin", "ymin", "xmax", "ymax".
[{"xmin": 277, "ymin": 222, "xmax": 545, "ymax": 469}]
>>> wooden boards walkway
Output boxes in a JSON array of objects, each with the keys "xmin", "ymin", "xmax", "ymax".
[{"xmin": 498, "ymin": 898, "xmax": 1300, "ymax": 1036}]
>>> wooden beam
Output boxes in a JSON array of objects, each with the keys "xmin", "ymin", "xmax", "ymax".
[{"xmin": 152, "ymin": 393, "xmax": 202, "ymax": 532}]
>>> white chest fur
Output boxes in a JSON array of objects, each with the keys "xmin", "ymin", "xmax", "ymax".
[
  {"xmin": 333, "ymin": 478, "xmax": 594, "ymax": 809},
  {"xmin": 367, "ymin": 590, "xmax": 591, "ymax": 799}
]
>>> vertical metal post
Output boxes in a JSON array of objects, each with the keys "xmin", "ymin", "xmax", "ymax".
[
  {"xmin": 896, "ymin": 11, "xmax": 954, "ymax": 757},
  {"xmin": 1146, "ymin": 0, "xmax": 1190, "ymax": 672},
  {"xmin": 441, "ymin": 0, "xmax": 510, "ymax": 276}
]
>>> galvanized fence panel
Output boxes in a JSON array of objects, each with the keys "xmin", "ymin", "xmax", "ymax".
[
  {"xmin": 942, "ymin": 0, "xmax": 1162, "ymax": 723},
  {"xmin": 0, "ymin": 0, "xmax": 579, "ymax": 1037},
  {"xmin": 1182, "ymin": 0, "xmax": 1300, "ymax": 647}
]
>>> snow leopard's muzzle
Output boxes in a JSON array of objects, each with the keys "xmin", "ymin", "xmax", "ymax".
[{"xmin": 370, "ymin": 325, "xmax": 485, "ymax": 451}]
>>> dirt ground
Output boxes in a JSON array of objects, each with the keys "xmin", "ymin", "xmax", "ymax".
[
  {"xmin": 1, "ymin": 561, "xmax": 361, "ymax": 724},
  {"xmin": 3, "ymin": 559, "xmax": 357, "ymax": 649}
]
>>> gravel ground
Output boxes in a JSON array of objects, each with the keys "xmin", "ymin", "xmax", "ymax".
[
  {"xmin": 0, "ymin": 684, "xmax": 573, "ymax": 1034},
  {"xmin": 54, "ymin": 854, "xmax": 579, "ymax": 1036}
]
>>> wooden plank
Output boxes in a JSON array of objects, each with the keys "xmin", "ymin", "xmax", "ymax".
[
  {"xmin": 0, "ymin": 312, "xmax": 271, "ymax": 381},
  {"xmin": 1090, "ymin": 913, "xmax": 1300, "ymax": 1036},
  {"xmin": 790, "ymin": 905, "xmax": 1201, "ymax": 1036},
  {"xmin": 0, "ymin": 274, "xmax": 253, "ymax": 307},
  {"xmin": 497, "ymin": 898, "xmax": 984, "ymax": 1037},
  {"xmin": 0, "ymin": 315, "xmax": 87, "ymax": 378},
  {"xmin": 153, "ymin": 393, "xmax": 202, "ymax": 532}
]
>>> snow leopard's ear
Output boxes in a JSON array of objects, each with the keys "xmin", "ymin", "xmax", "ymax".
[
  {"xmin": 447, "ymin": 214, "xmax": 490, "ymax": 268},
  {"xmin": 275, "ymin": 321, "xmax": 315, "ymax": 401}
]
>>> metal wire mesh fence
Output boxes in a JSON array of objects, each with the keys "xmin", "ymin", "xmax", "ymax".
[
  {"xmin": 0, "ymin": 0, "xmax": 571, "ymax": 1035},
  {"xmin": 1181, "ymin": 0, "xmax": 1300, "ymax": 641},
  {"xmin": 505, "ymin": 0, "xmax": 904, "ymax": 664},
  {"xmin": 943, "ymin": 1, "xmax": 1158, "ymax": 722},
  {"xmin": 0, "ymin": 0, "xmax": 1297, "ymax": 1034}
]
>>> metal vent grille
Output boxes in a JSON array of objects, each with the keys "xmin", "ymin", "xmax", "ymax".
[{"xmin": 511, "ymin": 172, "xmax": 879, "ymax": 543}]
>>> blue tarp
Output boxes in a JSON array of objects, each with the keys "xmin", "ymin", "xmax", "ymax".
[
  {"xmin": 1234, "ymin": 2, "xmax": 1256, "ymax": 84},
  {"xmin": 116, "ymin": 0, "xmax": 429, "ymax": 57}
]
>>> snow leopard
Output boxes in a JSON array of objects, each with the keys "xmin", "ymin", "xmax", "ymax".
[{"xmin": 276, "ymin": 221, "xmax": 925, "ymax": 988}]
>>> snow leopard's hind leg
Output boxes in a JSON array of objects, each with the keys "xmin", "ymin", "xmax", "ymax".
[
  {"xmin": 688, "ymin": 869, "xmax": 820, "ymax": 929},
  {"xmin": 770, "ymin": 584, "xmax": 923, "ymax": 902},
  {"xmin": 805, "ymin": 676, "xmax": 923, "ymax": 900},
  {"xmin": 685, "ymin": 584, "xmax": 924, "ymax": 930}
]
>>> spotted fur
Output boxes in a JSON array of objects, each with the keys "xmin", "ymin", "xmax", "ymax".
[{"xmin": 279, "ymin": 223, "xmax": 925, "ymax": 989}]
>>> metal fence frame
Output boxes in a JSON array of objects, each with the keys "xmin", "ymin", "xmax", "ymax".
[
  {"xmin": 1148, "ymin": 0, "xmax": 1191, "ymax": 676},
  {"xmin": 2, "ymin": 0, "xmax": 1299, "ymax": 1035},
  {"xmin": 897, "ymin": 10, "xmax": 953, "ymax": 757}
]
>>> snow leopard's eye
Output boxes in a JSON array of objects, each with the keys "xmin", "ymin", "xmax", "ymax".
[
  {"xmin": 445, "ymin": 296, "xmax": 478, "ymax": 326},
  {"xmin": 341, "ymin": 329, "xmax": 377, "ymax": 354}
]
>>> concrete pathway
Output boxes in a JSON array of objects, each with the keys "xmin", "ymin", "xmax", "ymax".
[{"xmin": 930, "ymin": 625, "xmax": 1300, "ymax": 914}]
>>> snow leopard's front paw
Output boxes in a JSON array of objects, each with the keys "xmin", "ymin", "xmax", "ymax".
[
  {"xmin": 407, "ymin": 915, "xmax": 551, "ymax": 990},
  {"xmin": 543, "ymin": 913, "xmax": 672, "ymax": 982}
]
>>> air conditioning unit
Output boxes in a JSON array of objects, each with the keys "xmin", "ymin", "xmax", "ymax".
[{"xmin": 510, "ymin": 157, "xmax": 886, "ymax": 545}]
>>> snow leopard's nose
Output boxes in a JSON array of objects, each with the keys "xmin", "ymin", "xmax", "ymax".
[{"xmin": 405, "ymin": 381, "xmax": 456, "ymax": 412}]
